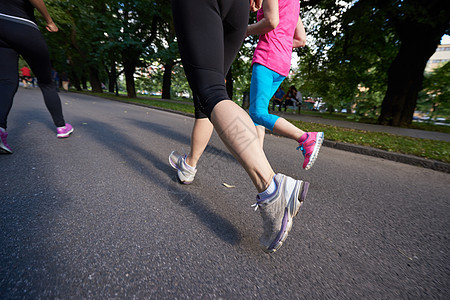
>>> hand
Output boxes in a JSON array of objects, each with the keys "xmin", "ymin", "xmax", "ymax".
[
  {"xmin": 250, "ymin": 0, "xmax": 263, "ymax": 12},
  {"xmin": 46, "ymin": 21, "xmax": 59, "ymax": 32}
]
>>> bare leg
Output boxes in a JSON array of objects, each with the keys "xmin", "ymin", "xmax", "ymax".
[
  {"xmin": 256, "ymin": 125, "xmax": 265, "ymax": 149},
  {"xmin": 186, "ymin": 118, "xmax": 214, "ymax": 167},
  {"xmin": 211, "ymin": 100, "xmax": 275, "ymax": 193},
  {"xmin": 272, "ymin": 118, "xmax": 305, "ymax": 141}
]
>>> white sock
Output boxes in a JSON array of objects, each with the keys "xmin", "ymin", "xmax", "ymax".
[
  {"xmin": 183, "ymin": 156, "xmax": 196, "ymax": 171},
  {"xmin": 258, "ymin": 177, "xmax": 277, "ymax": 201}
]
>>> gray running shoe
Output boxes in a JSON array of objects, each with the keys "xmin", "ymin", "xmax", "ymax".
[
  {"xmin": 252, "ymin": 173, "xmax": 310, "ymax": 253},
  {"xmin": 169, "ymin": 150, "xmax": 197, "ymax": 184}
]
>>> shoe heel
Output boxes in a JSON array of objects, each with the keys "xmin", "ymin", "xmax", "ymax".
[
  {"xmin": 294, "ymin": 181, "xmax": 309, "ymax": 217},
  {"xmin": 169, "ymin": 151, "xmax": 179, "ymax": 169},
  {"xmin": 299, "ymin": 181, "xmax": 310, "ymax": 202}
]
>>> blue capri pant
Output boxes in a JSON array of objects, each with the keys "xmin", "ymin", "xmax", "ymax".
[{"xmin": 249, "ymin": 63, "xmax": 285, "ymax": 131}]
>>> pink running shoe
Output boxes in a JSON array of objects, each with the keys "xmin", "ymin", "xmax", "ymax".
[
  {"xmin": 56, "ymin": 123, "xmax": 74, "ymax": 138},
  {"xmin": 297, "ymin": 132, "xmax": 324, "ymax": 170},
  {"xmin": 0, "ymin": 127, "xmax": 12, "ymax": 154}
]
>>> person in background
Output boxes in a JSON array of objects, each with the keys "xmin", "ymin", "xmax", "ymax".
[
  {"xmin": 271, "ymin": 86, "xmax": 285, "ymax": 111},
  {"xmin": 60, "ymin": 71, "xmax": 69, "ymax": 91},
  {"xmin": 0, "ymin": 0, "xmax": 73, "ymax": 154},
  {"xmin": 296, "ymin": 88, "xmax": 302, "ymax": 113},
  {"xmin": 20, "ymin": 65, "xmax": 32, "ymax": 88},
  {"xmin": 51, "ymin": 67, "xmax": 59, "ymax": 92},
  {"xmin": 284, "ymin": 85, "xmax": 302, "ymax": 113}
]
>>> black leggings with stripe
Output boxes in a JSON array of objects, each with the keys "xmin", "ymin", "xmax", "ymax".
[
  {"xmin": 0, "ymin": 18, "xmax": 65, "ymax": 129},
  {"xmin": 171, "ymin": 0, "xmax": 249, "ymax": 119}
]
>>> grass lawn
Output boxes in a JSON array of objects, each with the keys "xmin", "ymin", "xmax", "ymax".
[
  {"xmin": 299, "ymin": 110, "xmax": 450, "ymax": 134},
  {"xmin": 289, "ymin": 120, "xmax": 449, "ymax": 163},
  {"xmin": 75, "ymin": 91, "xmax": 450, "ymax": 164}
]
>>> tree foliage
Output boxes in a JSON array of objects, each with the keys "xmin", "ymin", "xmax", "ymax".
[
  {"xmin": 38, "ymin": 0, "xmax": 449, "ymax": 127},
  {"xmin": 417, "ymin": 62, "xmax": 450, "ymax": 119},
  {"xmin": 297, "ymin": 0, "xmax": 450, "ymax": 126}
]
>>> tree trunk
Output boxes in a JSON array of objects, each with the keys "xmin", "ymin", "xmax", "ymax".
[
  {"xmin": 377, "ymin": 43, "xmax": 432, "ymax": 126},
  {"xmin": 70, "ymin": 71, "xmax": 82, "ymax": 91},
  {"xmin": 378, "ymin": 4, "xmax": 448, "ymax": 126},
  {"xmin": 81, "ymin": 76, "xmax": 88, "ymax": 90},
  {"xmin": 89, "ymin": 66, "xmax": 103, "ymax": 93},
  {"xmin": 162, "ymin": 61, "xmax": 174, "ymax": 99},
  {"xmin": 226, "ymin": 69, "xmax": 233, "ymax": 99},
  {"xmin": 107, "ymin": 64, "xmax": 114, "ymax": 93},
  {"xmin": 123, "ymin": 59, "xmax": 136, "ymax": 98},
  {"xmin": 107, "ymin": 63, "xmax": 117, "ymax": 94}
]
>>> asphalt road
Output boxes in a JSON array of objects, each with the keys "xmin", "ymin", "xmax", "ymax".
[{"xmin": 1, "ymin": 88, "xmax": 449, "ymax": 299}]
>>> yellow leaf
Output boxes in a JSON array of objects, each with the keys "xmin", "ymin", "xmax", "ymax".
[{"xmin": 222, "ymin": 183, "xmax": 235, "ymax": 188}]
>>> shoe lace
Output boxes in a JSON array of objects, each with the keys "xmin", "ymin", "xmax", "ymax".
[
  {"xmin": 251, "ymin": 196, "xmax": 264, "ymax": 211},
  {"xmin": 178, "ymin": 154, "xmax": 187, "ymax": 169},
  {"xmin": 297, "ymin": 134, "xmax": 315, "ymax": 157},
  {"xmin": 296, "ymin": 144, "xmax": 306, "ymax": 156},
  {"xmin": 297, "ymin": 133, "xmax": 309, "ymax": 156}
]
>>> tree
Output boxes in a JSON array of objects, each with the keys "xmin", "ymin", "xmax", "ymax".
[
  {"xmin": 417, "ymin": 62, "xmax": 450, "ymax": 120},
  {"xmin": 375, "ymin": 0, "xmax": 450, "ymax": 126},
  {"xmin": 106, "ymin": 0, "xmax": 160, "ymax": 98},
  {"xmin": 42, "ymin": 0, "xmax": 107, "ymax": 92},
  {"xmin": 290, "ymin": 0, "xmax": 393, "ymax": 114},
  {"xmin": 300, "ymin": 0, "xmax": 450, "ymax": 126},
  {"xmin": 153, "ymin": 2, "xmax": 179, "ymax": 100}
]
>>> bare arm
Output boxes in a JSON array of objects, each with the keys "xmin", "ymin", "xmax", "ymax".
[
  {"xmin": 28, "ymin": 0, "xmax": 58, "ymax": 32},
  {"xmin": 247, "ymin": 0, "xmax": 279, "ymax": 36},
  {"xmin": 292, "ymin": 16, "xmax": 306, "ymax": 48}
]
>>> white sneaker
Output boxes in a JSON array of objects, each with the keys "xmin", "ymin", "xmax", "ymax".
[
  {"xmin": 169, "ymin": 151, "xmax": 197, "ymax": 184},
  {"xmin": 252, "ymin": 173, "xmax": 310, "ymax": 253}
]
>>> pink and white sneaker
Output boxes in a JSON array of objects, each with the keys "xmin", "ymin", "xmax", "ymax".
[
  {"xmin": 298, "ymin": 132, "xmax": 324, "ymax": 170},
  {"xmin": 56, "ymin": 123, "xmax": 74, "ymax": 138},
  {"xmin": 0, "ymin": 127, "xmax": 12, "ymax": 154}
]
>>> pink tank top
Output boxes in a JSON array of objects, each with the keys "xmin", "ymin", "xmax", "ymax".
[{"xmin": 252, "ymin": 0, "xmax": 300, "ymax": 77}]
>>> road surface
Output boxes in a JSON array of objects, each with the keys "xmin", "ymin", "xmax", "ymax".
[{"xmin": 1, "ymin": 88, "xmax": 448, "ymax": 298}]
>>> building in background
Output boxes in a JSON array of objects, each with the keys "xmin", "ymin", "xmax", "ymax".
[{"xmin": 425, "ymin": 44, "xmax": 450, "ymax": 73}]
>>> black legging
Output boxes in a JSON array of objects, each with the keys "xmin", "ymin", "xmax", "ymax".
[
  {"xmin": 0, "ymin": 18, "xmax": 65, "ymax": 129},
  {"xmin": 171, "ymin": 0, "xmax": 249, "ymax": 119}
]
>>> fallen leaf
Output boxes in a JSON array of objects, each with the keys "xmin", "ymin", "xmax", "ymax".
[{"xmin": 222, "ymin": 183, "xmax": 235, "ymax": 188}]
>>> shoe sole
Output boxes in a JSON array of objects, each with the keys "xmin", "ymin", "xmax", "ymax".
[
  {"xmin": 265, "ymin": 180, "xmax": 310, "ymax": 253},
  {"xmin": 169, "ymin": 151, "xmax": 194, "ymax": 185},
  {"xmin": 169, "ymin": 151, "xmax": 179, "ymax": 170},
  {"xmin": 0, "ymin": 139, "xmax": 12, "ymax": 154},
  {"xmin": 0, "ymin": 146, "xmax": 12, "ymax": 154},
  {"xmin": 304, "ymin": 132, "xmax": 324, "ymax": 170},
  {"xmin": 57, "ymin": 128, "xmax": 74, "ymax": 138}
]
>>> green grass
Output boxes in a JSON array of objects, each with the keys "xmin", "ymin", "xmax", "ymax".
[
  {"xmin": 300, "ymin": 110, "xmax": 450, "ymax": 134},
  {"xmin": 126, "ymin": 97, "xmax": 195, "ymax": 114},
  {"xmin": 76, "ymin": 91, "xmax": 195, "ymax": 114},
  {"xmin": 300, "ymin": 110, "xmax": 377, "ymax": 124},
  {"xmin": 408, "ymin": 122, "xmax": 450, "ymax": 134},
  {"xmin": 76, "ymin": 91, "xmax": 450, "ymax": 164},
  {"xmin": 289, "ymin": 120, "xmax": 450, "ymax": 163}
]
